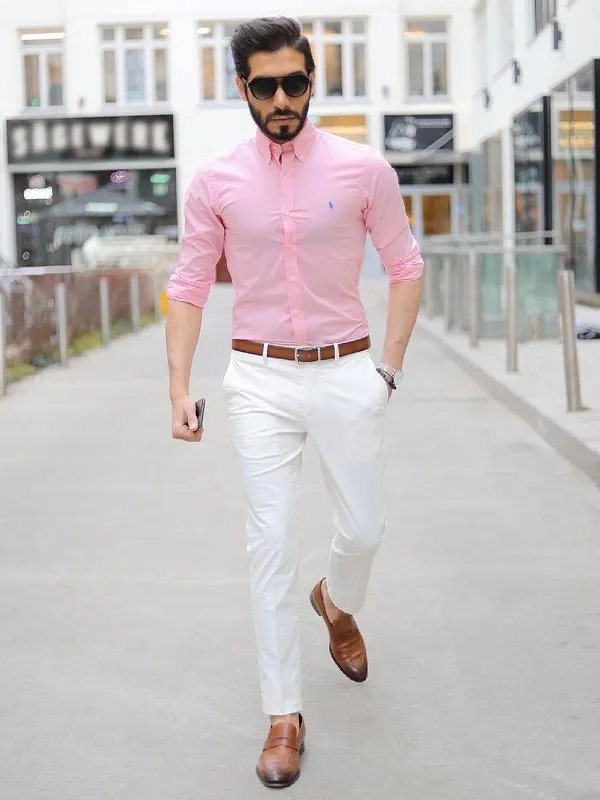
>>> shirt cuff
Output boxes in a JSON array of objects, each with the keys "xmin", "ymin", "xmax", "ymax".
[{"xmin": 166, "ymin": 274, "xmax": 211, "ymax": 308}]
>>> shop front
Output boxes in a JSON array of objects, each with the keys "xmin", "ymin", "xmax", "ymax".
[
  {"xmin": 6, "ymin": 113, "xmax": 177, "ymax": 267},
  {"xmin": 383, "ymin": 113, "xmax": 465, "ymax": 241},
  {"xmin": 551, "ymin": 60, "xmax": 599, "ymax": 294},
  {"xmin": 513, "ymin": 98, "xmax": 552, "ymax": 235}
]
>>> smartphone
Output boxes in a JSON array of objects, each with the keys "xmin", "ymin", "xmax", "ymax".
[{"xmin": 194, "ymin": 398, "xmax": 206, "ymax": 429}]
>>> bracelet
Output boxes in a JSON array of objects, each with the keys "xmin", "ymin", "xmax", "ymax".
[{"xmin": 376, "ymin": 367, "xmax": 396, "ymax": 390}]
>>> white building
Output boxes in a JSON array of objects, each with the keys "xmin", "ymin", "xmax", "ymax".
[{"xmin": 0, "ymin": 0, "xmax": 598, "ymax": 294}]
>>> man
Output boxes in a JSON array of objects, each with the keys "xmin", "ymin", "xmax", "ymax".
[{"xmin": 166, "ymin": 16, "xmax": 423, "ymax": 789}]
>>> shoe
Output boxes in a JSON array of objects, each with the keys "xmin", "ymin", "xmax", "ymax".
[
  {"xmin": 310, "ymin": 578, "xmax": 368, "ymax": 682},
  {"xmin": 256, "ymin": 714, "xmax": 306, "ymax": 789}
]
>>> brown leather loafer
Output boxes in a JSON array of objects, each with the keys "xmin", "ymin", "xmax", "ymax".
[
  {"xmin": 256, "ymin": 715, "xmax": 306, "ymax": 789},
  {"xmin": 310, "ymin": 578, "xmax": 368, "ymax": 682}
]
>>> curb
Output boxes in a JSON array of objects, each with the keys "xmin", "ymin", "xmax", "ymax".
[{"xmin": 417, "ymin": 321, "xmax": 600, "ymax": 489}]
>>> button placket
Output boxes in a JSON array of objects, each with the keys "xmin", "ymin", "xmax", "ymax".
[{"xmin": 280, "ymin": 149, "xmax": 306, "ymax": 342}]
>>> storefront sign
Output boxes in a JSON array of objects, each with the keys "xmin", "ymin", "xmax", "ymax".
[
  {"xmin": 6, "ymin": 114, "xmax": 175, "ymax": 164},
  {"xmin": 383, "ymin": 114, "xmax": 454, "ymax": 153}
]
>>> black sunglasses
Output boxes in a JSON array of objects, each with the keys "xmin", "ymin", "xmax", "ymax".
[{"xmin": 243, "ymin": 73, "xmax": 311, "ymax": 101}]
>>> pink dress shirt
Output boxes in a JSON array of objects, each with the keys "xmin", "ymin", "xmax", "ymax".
[{"xmin": 166, "ymin": 120, "xmax": 423, "ymax": 346}]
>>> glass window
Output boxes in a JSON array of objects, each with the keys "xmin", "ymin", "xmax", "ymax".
[
  {"xmin": 47, "ymin": 53, "xmax": 63, "ymax": 106},
  {"xmin": 224, "ymin": 46, "xmax": 238, "ymax": 99},
  {"xmin": 405, "ymin": 17, "xmax": 449, "ymax": 99},
  {"xmin": 408, "ymin": 43, "xmax": 424, "ymax": 96},
  {"xmin": 101, "ymin": 24, "xmax": 169, "ymax": 105},
  {"xmin": 154, "ymin": 49, "xmax": 167, "ymax": 102},
  {"xmin": 125, "ymin": 49, "xmax": 145, "ymax": 102},
  {"xmin": 406, "ymin": 19, "xmax": 446, "ymax": 34},
  {"xmin": 197, "ymin": 25, "xmax": 213, "ymax": 37},
  {"xmin": 324, "ymin": 20, "xmax": 343, "ymax": 35},
  {"xmin": 432, "ymin": 42, "xmax": 447, "ymax": 95},
  {"xmin": 325, "ymin": 43, "xmax": 343, "ymax": 96},
  {"xmin": 125, "ymin": 26, "xmax": 144, "ymax": 41},
  {"xmin": 103, "ymin": 50, "xmax": 116, "ymax": 103},
  {"xmin": 533, "ymin": 0, "xmax": 557, "ymax": 36},
  {"xmin": 21, "ymin": 28, "xmax": 65, "ymax": 110},
  {"xmin": 201, "ymin": 48, "xmax": 215, "ymax": 100},
  {"xmin": 300, "ymin": 20, "xmax": 314, "ymax": 35},
  {"xmin": 24, "ymin": 54, "xmax": 40, "ymax": 107},
  {"xmin": 153, "ymin": 24, "xmax": 168, "ymax": 40},
  {"xmin": 351, "ymin": 19, "xmax": 365, "ymax": 34},
  {"xmin": 353, "ymin": 43, "xmax": 366, "ymax": 96}
]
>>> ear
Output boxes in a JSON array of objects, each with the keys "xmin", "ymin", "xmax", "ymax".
[
  {"xmin": 235, "ymin": 75, "xmax": 247, "ymax": 101},
  {"xmin": 308, "ymin": 71, "xmax": 316, "ymax": 97}
]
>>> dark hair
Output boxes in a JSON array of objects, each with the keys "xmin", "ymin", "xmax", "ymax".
[{"xmin": 230, "ymin": 17, "xmax": 315, "ymax": 79}]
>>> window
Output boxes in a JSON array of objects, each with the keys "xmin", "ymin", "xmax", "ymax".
[
  {"xmin": 533, "ymin": 0, "xmax": 556, "ymax": 35},
  {"xmin": 198, "ymin": 18, "xmax": 367, "ymax": 103},
  {"xmin": 405, "ymin": 19, "xmax": 449, "ymax": 100},
  {"xmin": 300, "ymin": 18, "xmax": 367, "ymax": 100},
  {"xmin": 100, "ymin": 23, "xmax": 169, "ymax": 105},
  {"xmin": 20, "ymin": 29, "xmax": 65, "ymax": 109}
]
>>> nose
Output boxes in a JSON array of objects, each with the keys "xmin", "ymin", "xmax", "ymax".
[{"xmin": 273, "ymin": 85, "xmax": 288, "ymax": 106}]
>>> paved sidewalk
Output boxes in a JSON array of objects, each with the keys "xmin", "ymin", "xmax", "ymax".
[
  {"xmin": 1, "ymin": 281, "xmax": 599, "ymax": 800},
  {"xmin": 416, "ymin": 300, "xmax": 600, "ymax": 488}
]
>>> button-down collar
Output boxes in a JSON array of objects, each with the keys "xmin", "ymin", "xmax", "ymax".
[{"xmin": 255, "ymin": 119, "xmax": 316, "ymax": 164}]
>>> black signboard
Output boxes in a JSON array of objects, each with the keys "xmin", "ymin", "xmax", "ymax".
[
  {"xmin": 6, "ymin": 114, "xmax": 175, "ymax": 164},
  {"xmin": 384, "ymin": 114, "xmax": 454, "ymax": 153},
  {"xmin": 394, "ymin": 165, "xmax": 454, "ymax": 185}
]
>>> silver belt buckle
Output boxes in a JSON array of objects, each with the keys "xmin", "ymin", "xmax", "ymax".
[{"xmin": 294, "ymin": 345, "xmax": 320, "ymax": 363}]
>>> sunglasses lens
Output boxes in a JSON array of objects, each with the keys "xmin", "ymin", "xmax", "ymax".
[
  {"xmin": 249, "ymin": 78, "xmax": 277, "ymax": 100},
  {"xmin": 282, "ymin": 75, "xmax": 309, "ymax": 97}
]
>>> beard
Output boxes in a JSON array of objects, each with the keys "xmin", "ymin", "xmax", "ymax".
[{"xmin": 248, "ymin": 96, "xmax": 311, "ymax": 144}]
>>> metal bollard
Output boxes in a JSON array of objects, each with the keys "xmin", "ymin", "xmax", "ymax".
[
  {"xmin": 130, "ymin": 274, "xmax": 141, "ymax": 332},
  {"xmin": 467, "ymin": 250, "xmax": 480, "ymax": 348},
  {"xmin": 100, "ymin": 277, "xmax": 110, "ymax": 347},
  {"xmin": 0, "ymin": 291, "xmax": 7, "ymax": 396},
  {"xmin": 152, "ymin": 272, "xmax": 163, "ymax": 321},
  {"xmin": 425, "ymin": 257, "xmax": 436, "ymax": 318},
  {"xmin": 557, "ymin": 269, "xmax": 584, "ymax": 412},
  {"xmin": 55, "ymin": 282, "xmax": 68, "ymax": 366},
  {"xmin": 443, "ymin": 256, "xmax": 453, "ymax": 331},
  {"xmin": 505, "ymin": 253, "xmax": 518, "ymax": 372}
]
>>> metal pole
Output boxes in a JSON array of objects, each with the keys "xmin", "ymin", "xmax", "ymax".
[
  {"xmin": 443, "ymin": 256, "xmax": 452, "ymax": 331},
  {"xmin": 505, "ymin": 252, "xmax": 518, "ymax": 372},
  {"xmin": 425, "ymin": 256, "xmax": 436, "ymax": 318},
  {"xmin": 100, "ymin": 277, "xmax": 110, "ymax": 347},
  {"xmin": 0, "ymin": 292, "xmax": 7, "ymax": 396},
  {"xmin": 468, "ymin": 250, "xmax": 481, "ymax": 348},
  {"xmin": 557, "ymin": 269, "xmax": 584, "ymax": 412},
  {"xmin": 152, "ymin": 272, "xmax": 163, "ymax": 321},
  {"xmin": 55, "ymin": 282, "xmax": 68, "ymax": 366},
  {"xmin": 130, "ymin": 274, "xmax": 140, "ymax": 332}
]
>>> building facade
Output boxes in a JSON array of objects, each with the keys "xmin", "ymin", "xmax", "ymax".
[{"xmin": 0, "ymin": 0, "xmax": 598, "ymax": 294}]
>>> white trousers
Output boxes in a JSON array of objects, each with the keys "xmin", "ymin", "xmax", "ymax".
[{"xmin": 223, "ymin": 348, "xmax": 389, "ymax": 715}]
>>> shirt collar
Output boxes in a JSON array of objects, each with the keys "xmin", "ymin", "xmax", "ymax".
[{"xmin": 255, "ymin": 119, "xmax": 316, "ymax": 164}]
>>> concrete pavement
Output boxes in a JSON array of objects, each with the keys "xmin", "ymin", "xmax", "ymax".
[{"xmin": 1, "ymin": 280, "xmax": 599, "ymax": 800}]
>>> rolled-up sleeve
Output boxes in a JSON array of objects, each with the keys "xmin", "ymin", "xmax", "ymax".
[
  {"xmin": 362, "ymin": 151, "xmax": 424, "ymax": 282},
  {"xmin": 166, "ymin": 168, "xmax": 224, "ymax": 307}
]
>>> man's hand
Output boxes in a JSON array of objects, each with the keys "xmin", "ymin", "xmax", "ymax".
[{"xmin": 171, "ymin": 395, "xmax": 203, "ymax": 443}]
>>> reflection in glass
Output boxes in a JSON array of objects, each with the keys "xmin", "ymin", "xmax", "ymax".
[
  {"xmin": 224, "ymin": 47, "xmax": 238, "ymax": 100},
  {"xmin": 422, "ymin": 194, "xmax": 451, "ymax": 236},
  {"xmin": 103, "ymin": 50, "xmax": 116, "ymax": 103},
  {"xmin": 154, "ymin": 50, "xmax": 167, "ymax": 101},
  {"xmin": 432, "ymin": 41, "xmax": 447, "ymax": 95},
  {"xmin": 125, "ymin": 49, "xmax": 145, "ymax": 102},
  {"xmin": 24, "ymin": 54, "xmax": 40, "ymax": 107},
  {"xmin": 202, "ymin": 48, "xmax": 215, "ymax": 100},
  {"xmin": 552, "ymin": 62, "xmax": 596, "ymax": 291},
  {"xmin": 351, "ymin": 19, "xmax": 366, "ymax": 34},
  {"xmin": 48, "ymin": 53, "xmax": 63, "ymax": 106},
  {"xmin": 325, "ymin": 44, "xmax": 343, "ymax": 96},
  {"xmin": 406, "ymin": 19, "xmax": 446, "ymax": 34},
  {"xmin": 513, "ymin": 101, "xmax": 544, "ymax": 233},
  {"xmin": 408, "ymin": 43, "xmax": 423, "ymax": 96},
  {"xmin": 324, "ymin": 20, "xmax": 342, "ymax": 35},
  {"xmin": 353, "ymin": 43, "xmax": 366, "ymax": 96},
  {"xmin": 125, "ymin": 26, "xmax": 143, "ymax": 40}
]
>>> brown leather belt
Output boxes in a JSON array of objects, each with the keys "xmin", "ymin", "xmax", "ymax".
[{"xmin": 232, "ymin": 335, "xmax": 371, "ymax": 363}]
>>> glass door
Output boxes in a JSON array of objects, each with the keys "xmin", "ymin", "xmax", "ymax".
[{"xmin": 401, "ymin": 188, "xmax": 456, "ymax": 242}]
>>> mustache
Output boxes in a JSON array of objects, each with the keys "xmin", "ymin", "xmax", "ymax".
[{"xmin": 267, "ymin": 111, "xmax": 300, "ymax": 121}]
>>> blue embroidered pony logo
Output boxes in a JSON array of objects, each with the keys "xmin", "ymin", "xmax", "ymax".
[{"xmin": 328, "ymin": 200, "xmax": 334, "ymax": 210}]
